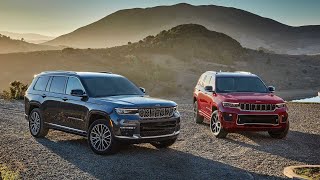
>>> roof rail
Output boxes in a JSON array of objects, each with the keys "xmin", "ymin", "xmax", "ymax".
[
  {"xmin": 99, "ymin": 71, "xmax": 112, "ymax": 74},
  {"xmin": 41, "ymin": 70, "xmax": 77, "ymax": 74},
  {"xmin": 234, "ymin": 71, "xmax": 251, "ymax": 74}
]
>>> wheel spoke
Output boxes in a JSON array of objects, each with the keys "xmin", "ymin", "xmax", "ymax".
[
  {"xmin": 30, "ymin": 112, "xmax": 41, "ymax": 135},
  {"xmin": 90, "ymin": 123, "xmax": 112, "ymax": 152}
]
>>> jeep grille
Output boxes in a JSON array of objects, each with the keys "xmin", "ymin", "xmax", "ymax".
[
  {"xmin": 240, "ymin": 103, "xmax": 276, "ymax": 111},
  {"xmin": 138, "ymin": 107, "xmax": 174, "ymax": 119}
]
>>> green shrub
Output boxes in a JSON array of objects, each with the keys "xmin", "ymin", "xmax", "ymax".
[{"xmin": 1, "ymin": 81, "xmax": 28, "ymax": 100}]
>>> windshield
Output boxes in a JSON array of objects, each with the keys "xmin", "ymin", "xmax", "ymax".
[
  {"xmin": 216, "ymin": 76, "xmax": 268, "ymax": 93},
  {"xmin": 82, "ymin": 76, "xmax": 143, "ymax": 97}
]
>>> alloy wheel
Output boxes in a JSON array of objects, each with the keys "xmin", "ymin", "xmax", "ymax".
[
  {"xmin": 193, "ymin": 103, "xmax": 198, "ymax": 121},
  {"xmin": 90, "ymin": 124, "xmax": 112, "ymax": 152},
  {"xmin": 30, "ymin": 111, "xmax": 41, "ymax": 135},
  {"xmin": 211, "ymin": 113, "xmax": 221, "ymax": 135}
]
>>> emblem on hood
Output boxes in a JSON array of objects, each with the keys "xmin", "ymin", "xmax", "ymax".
[{"xmin": 155, "ymin": 104, "xmax": 161, "ymax": 107}]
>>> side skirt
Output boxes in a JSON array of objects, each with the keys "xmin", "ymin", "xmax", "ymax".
[{"xmin": 45, "ymin": 123, "xmax": 87, "ymax": 137}]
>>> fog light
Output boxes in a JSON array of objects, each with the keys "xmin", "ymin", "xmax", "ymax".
[
  {"xmin": 120, "ymin": 127, "xmax": 135, "ymax": 137},
  {"xmin": 222, "ymin": 112, "xmax": 233, "ymax": 121},
  {"xmin": 281, "ymin": 115, "xmax": 288, "ymax": 123}
]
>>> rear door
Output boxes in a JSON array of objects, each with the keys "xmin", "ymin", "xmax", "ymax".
[
  {"xmin": 202, "ymin": 75, "xmax": 212, "ymax": 118},
  {"xmin": 46, "ymin": 76, "xmax": 68, "ymax": 126},
  {"xmin": 197, "ymin": 74, "xmax": 208, "ymax": 117}
]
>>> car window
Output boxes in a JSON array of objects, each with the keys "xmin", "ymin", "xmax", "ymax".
[
  {"xmin": 66, "ymin": 77, "xmax": 84, "ymax": 95},
  {"xmin": 216, "ymin": 77, "xmax": 267, "ymax": 93},
  {"xmin": 209, "ymin": 76, "xmax": 215, "ymax": 89},
  {"xmin": 201, "ymin": 75, "xmax": 207, "ymax": 87},
  {"xmin": 82, "ymin": 76, "xmax": 143, "ymax": 97},
  {"xmin": 34, "ymin": 76, "xmax": 50, "ymax": 91},
  {"xmin": 49, "ymin": 76, "xmax": 67, "ymax": 94},
  {"xmin": 205, "ymin": 76, "xmax": 211, "ymax": 86}
]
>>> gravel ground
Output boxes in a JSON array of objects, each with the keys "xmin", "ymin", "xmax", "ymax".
[{"xmin": 0, "ymin": 100, "xmax": 319, "ymax": 179}]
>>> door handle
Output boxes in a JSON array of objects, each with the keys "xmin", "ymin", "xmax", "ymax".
[
  {"xmin": 42, "ymin": 94, "xmax": 46, "ymax": 98},
  {"xmin": 62, "ymin": 97, "xmax": 68, "ymax": 101}
]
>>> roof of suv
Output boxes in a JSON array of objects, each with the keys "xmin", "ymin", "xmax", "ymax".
[
  {"xmin": 205, "ymin": 71, "xmax": 258, "ymax": 78},
  {"xmin": 38, "ymin": 71, "xmax": 121, "ymax": 78}
]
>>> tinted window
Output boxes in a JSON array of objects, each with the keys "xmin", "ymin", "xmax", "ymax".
[
  {"xmin": 82, "ymin": 76, "xmax": 143, "ymax": 97},
  {"xmin": 205, "ymin": 76, "xmax": 211, "ymax": 85},
  {"xmin": 216, "ymin": 77, "xmax": 267, "ymax": 93},
  {"xmin": 34, "ymin": 76, "xmax": 50, "ymax": 91},
  {"xmin": 49, "ymin": 76, "xmax": 67, "ymax": 94},
  {"xmin": 66, "ymin": 77, "xmax": 84, "ymax": 95},
  {"xmin": 209, "ymin": 76, "xmax": 215, "ymax": 89}
]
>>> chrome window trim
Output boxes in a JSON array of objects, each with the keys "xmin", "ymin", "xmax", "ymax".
[{"xmin": 45, "ymin": 122, "xmax": 86, "ymax": 133}]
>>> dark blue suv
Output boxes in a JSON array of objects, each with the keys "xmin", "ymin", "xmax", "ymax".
[{"xmin": 24, "ymin": 71, "xmax": 180, "ymax": 155}]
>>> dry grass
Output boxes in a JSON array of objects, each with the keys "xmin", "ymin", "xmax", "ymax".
[{"xmin": 0, "ymin": 165, "xmax": 20, "ymax": 180}]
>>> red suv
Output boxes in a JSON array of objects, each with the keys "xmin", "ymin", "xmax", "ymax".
[{"xmin": 193, "ymin": 71, "xmax": 289, "ymax": 138}]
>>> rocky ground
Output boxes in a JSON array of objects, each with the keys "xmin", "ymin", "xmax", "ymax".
[{"xmin": 0, "ymin": 99, "xmax": 319, "ymax": 179}]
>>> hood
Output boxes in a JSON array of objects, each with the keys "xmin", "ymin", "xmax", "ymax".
[
  {"xmin": 217, "ymin": 93, "xmax": 284, "ymax": 104},
  {"xmin": 92, "ymin": 95, "xmax": 177, "ymax": 108}
]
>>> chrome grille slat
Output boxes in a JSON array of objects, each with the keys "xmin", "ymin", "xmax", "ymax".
[
  {"xmin": 239, "ymin": 103, "xmax": 276, "ymax": 111},
  {"xmin": 139, "ymin": 107, "xmax": 174, "ymax": 118}
]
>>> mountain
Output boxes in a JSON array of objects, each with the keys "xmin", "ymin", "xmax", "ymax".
[
  {"xmin": 1, "ymin": 24, "xmax": 319, "ymax": 99},
  {"xmin": 44, "ymin": 3, "xmax": 320, "ymax": 55},
  {"xmin": 0, "ymin": 31, "xmax": 55, "ymax": 44},
  {"xmin": 0, "ymin": 34, "xmax": 60, "ymax": 54}
]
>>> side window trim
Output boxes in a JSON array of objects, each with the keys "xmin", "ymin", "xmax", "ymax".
[
  {"xmin": 33, "ymin": 76, "xmax": 50, "ymax": 92},
  {"xmin": 49, "ymin": 76, "xmax": 68, "ymax": 95},
  {"xmin": 65, "ymin": 76, "xmax": 86, "ymax": 95},
  {"xmin": 45, "ymin": 76, "xmax": 53, "ymax": 92}
]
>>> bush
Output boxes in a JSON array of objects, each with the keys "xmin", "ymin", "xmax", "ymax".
[{"xmin": 1, "ymin": 81, "xmax": 28, "ymax": 100}]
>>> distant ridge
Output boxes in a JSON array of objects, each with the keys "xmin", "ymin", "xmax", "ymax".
[
  {"xmin": 0, "ymin": 31, "xmax": 55, "ymax": 44},
  {"xmin": 44, "ymin": 3, "xmax": 320, "ymax": 55},
  {"xmin": 0, "ymin": 34, "xmax": 60, "ymax": 54}
]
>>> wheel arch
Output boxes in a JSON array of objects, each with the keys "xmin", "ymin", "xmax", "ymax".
[
  {"xmin": 87, "ymin": 110, "xmax": 112, "ymax": 129},
  {"xmin": 28, "ymin": 101, "xmax": 41, "ymax": 115}
]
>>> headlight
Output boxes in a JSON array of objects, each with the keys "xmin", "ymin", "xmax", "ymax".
[
  {"xmin": 222, "ymin": 102, "xmax": 240, "ymax": 108},
  {"xmin": 115, "ymin": 108, "xmax": 139, "ymax": 115},
  {"xmin": 174, "ymin": 106, "xmax": 179, "ymax": 113},
  {"xmin": 276, "ymin": 103, "xmax": 286, "ymax": 108}
]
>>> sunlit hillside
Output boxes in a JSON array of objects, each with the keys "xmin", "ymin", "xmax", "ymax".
[{"xmin": 1, "ymin": 24, "xmax": 319, "ymax": 97}]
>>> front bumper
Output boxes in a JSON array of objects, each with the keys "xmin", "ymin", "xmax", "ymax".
[
  {"xmin": 219, "ymin": 107, "xmax": 289, "ymax": 132},
  {"xmin": 110, "ymin": 112, "xmax": 181, "ymax": 143}
]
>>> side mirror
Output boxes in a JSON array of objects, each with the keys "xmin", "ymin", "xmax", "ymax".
[
  {"xmin": 71, "ymin": 89, "xmax": 87, "ymax": 97},
  {"xmin": 268, "ymin": 86, "xmax": 275, "ymax": 93},
  {"xmin": 204, "ymin": 86, "xmax": 214, "ymax": 93},
  {"xmin": 140, "ymin": 87, "xmax": 146, "ymax": 93}
]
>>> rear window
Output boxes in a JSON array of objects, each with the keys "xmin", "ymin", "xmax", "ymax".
[
  {"xmin": 34, "ymin": 76, "xmax": 50, "ymax": 91},
  {"xmin": 49, "ymin": 76, "xmax": 67, "ymax": 94}
]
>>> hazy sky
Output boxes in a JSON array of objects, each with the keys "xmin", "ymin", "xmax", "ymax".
[{"xmin": 0, "ymin": 0, "xmax": 319, "ymax": 36}]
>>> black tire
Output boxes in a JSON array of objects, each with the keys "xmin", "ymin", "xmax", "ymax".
[
  {"xmin": 88, "ymin": 119, "xmax": 119, "ymax": 155},
  {"xmin": 193, "ymin": 101, "xmax": 204, "ymax": 124},
  {"xmin": 150, "ymin": 138, "xmax": 177, "ymax": 149},
  {"xmin": 268, "ymin": 122, "xmax": 289, "ymax": 139},
  {"xmin": 210, "ymin": 110, "xmax": 228, "ymax": 138},
  {"xmin": 29, "ymin": 108, "xmax": 49, "ymax": 138}
]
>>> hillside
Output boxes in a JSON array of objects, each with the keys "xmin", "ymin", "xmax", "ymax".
[
  {"xmin": 44, "ymin": 3, "xmax": 320, "ymax": 55},
  {"xmin": 1, "ymin": 24, "xmax": 319, "ymax": 98},
  {"xmin": 0, "ymin": 34, "xmax": 60, "ymax": 54},
  {"xmin": 0, "ymin": 31, "xmax": 55, "ymax": 44}
]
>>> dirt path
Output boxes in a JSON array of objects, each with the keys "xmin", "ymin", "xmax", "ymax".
[{"xmin": 0, "ymin": 100, "xmax": 319, "ymax": 179}]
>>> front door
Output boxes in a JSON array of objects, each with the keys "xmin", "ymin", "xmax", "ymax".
[{"xmin": 60, "ymin": 77, "xmax": 88, "ymax": 131}]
